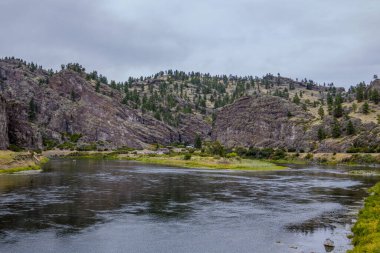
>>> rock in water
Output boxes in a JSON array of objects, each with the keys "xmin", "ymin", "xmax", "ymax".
[{"xmin": 324, "ymin": 238, "xmax": 335, "ymax": 252}]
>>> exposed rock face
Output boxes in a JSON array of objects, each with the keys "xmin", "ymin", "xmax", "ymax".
[
  {"xmin": 0, "ymin": 58, "xmax": 379, "ymax": 152},
  {"xmin": 369, "ymin": 79, "xmax": 380, "ymax": 92},
  {"xmin": 0, "ymin": 59, "xmax": 180, "ymax": 149},
  {"xmin": 178, "ymin": 113, "xmax": 212, "ymax": 144},
  {"xmin": 0, "ymin": 96, "xmax": 8, "ymax": 149},
  {"xmin": 212, "ymin": 96, "xmax": 314, "ymax": 150}
]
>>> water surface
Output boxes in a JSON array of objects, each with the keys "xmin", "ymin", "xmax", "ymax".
[{"xmin": 0, "ymin": 159, "xmax": 378, "ymax": 253}]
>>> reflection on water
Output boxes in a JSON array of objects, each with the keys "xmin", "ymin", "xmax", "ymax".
[{"xmin": 0, "ymin": 159, "xmax": 378, "ymax": 253}]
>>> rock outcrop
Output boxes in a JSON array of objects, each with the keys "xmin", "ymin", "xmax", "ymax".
[
  {"xmin": 212, "ymin": 96, "xmax": 314, "ymax": 150},
  {"xmin": 0, "ymin": 96, "xmax": 8, "ymax": 149},
  {"xmin": 0, "ymin": 59, "xmax": 180, "ymax": 149},
  {"xmin": 1, "ymin": 58, "xmax": 379, "ymax": 152}
]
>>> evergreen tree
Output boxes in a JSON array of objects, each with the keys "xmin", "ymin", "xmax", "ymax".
[
  {"xmin": 194, "ymin": 134, "xmax": 202, "ymax": 149},
  {"xmin": 352, "ymin": 103, "xmax": 357, "ymax": 113},
  {"xmin": 331, "ymin": 119, "xmax": 341, "ymax": 138},
  {"xmin": 317, "ymin": 127, "xmax": 326, "ymax": 141},
  {"xmin": 346, "ymin": 120, "xmax": 355, "ymax": 135},
  {"xmin": 28, "ymin": 98, "xmax": 37, "ymax": 121},
  {"xmin": 333, "ymin": 103, "xmax": 343, "ymax": 118},
  {"xmin": 318, "ymin": 106, "xmax": 325, "ymax": 120},
  {"xmin": 95, "ymin": 81, "xmax": 100, "ymax": 92},
  {"xmin": 71, "ymin": 90, "xmax": 76, "ymax": 101},
  {"xmin": 362, "ymin": 102, "xmax": 370, "ymax": 114},
  {"xmin": 293, "ymin": 93, "xmax": 300, "ymax": 105},
  {"xmin": 371, "ymin": 89, "xmax": 380, "ymax": 104},
  {"xmin": 356, "ymin": 84, "xmax": 365, "ymax": 102}
]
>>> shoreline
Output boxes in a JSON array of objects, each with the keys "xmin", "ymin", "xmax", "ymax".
[
  {"xmin": 348, "ymin": 181, "xmax": 380, "ymax": 252},
  {"xmin": 0, "ymin": 151, "xmax": 49, "ymax": 174},
  {"xmin": 42, "ymin": 149, "xmax": 380, "ymax": 171}
]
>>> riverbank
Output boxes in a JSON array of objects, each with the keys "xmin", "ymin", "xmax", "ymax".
[
  {"xmin": 41, "ymin": 148, "xmax": 380, "ymax": 170},
  {"xmin": 0, "ymin": 151, "xmax": 49, "ymax": 174},
  {"xmin": 348, "ymin": 182, "xmax": 380, "ymax": 252},
  {"xmin": 56, "ymin": 151, "xmax": 285, "ymax": 171},
  {"xmin": 124, "ymin": 154, "xmax": 286, "ymax": 171}
]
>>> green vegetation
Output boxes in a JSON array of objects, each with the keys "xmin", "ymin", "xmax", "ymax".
[
  {"xmin": 348, "ymin": 182, "xmax": 380, "ymax": 253},
  {"xmin": 64, "ymin": 152, "xmax": 117, "ymax": 160},
  {"xmin": 28, "ymin": 97, "xmax": 38, "ymax": 121},
  {"xmin": 0, "ymin": 151, "xmax": 49, "ymax": 174},
  {"xmin": 362, "ymin": 102, "xmax": 370, "ymax": 114},
  {"xmin": 0, "ymin": 164, "xmax": 41, "ymax": 174},
  {"xmin": 130, "ymin": 155, "xmax": 285, "ymax": 171}
]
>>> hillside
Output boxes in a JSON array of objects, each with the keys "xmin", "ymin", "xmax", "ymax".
[{"xmin": 0, "ymin": 56, "xmax": 380, "ymax": 153}]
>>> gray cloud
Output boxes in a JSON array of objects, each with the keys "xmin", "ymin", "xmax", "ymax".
[{"xmin": 0, "ymin": 0, "xmax": 379, "ymax": 87}]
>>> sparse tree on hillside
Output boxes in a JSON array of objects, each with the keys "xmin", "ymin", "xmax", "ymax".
[
  {"xmin": 318, "ymin": 106, "xmax": 325, "ymax": 120},
  {"xmin": 317, "ymin": 127, "xmax": 326, "ymax": 141},
  {"xmin": 352, "ymin": 103, "xmax": 357, "ymax": 113},
  {"xmin": 194, "ymin": 134, "xmax": 202, "ymax": 149},
  {"xmin": 332, "ymin": 119, "xmax": 341, "ymax": 138},
  {"xmin": 371, "ymin": 89, "xmax": 380, "ymax": 104},
  {"xmin": 293, "ymin": 93, "xmax": 300, "ymax": 105},
  {"xmin": 347, "ymin": 120, "xmax": 355, "ymax": 135},
  {"xmin": 95, "ymin": 81, "xmax": 100, "ymax": 92},
  {"xmin": 356, "ymin": 84, "xmax": 365, "ymax": 102},
  {"xmin": 362, "ymin": 102, "xmax": 370, "ymax": 114},
  {"xmin": 28, "ymin": 98, "xmax": 37, "ymax": 121}
]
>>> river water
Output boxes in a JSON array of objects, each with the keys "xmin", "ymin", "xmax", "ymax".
[{"xmin": 0, "ymin": 159, "xmax": 378, "ymax": 253}]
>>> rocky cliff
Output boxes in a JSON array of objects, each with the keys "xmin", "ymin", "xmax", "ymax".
[
  {"xmin": 0, "ymin": 96, "xmax": 8, "ymax": 149},
  {"xmin": 0, "ymin": 59, "xmax": 182, "ymax": 149},
  {"xmin": 0, "ymin": 58, "xmax": 379, "ymax": 152},
  {"xmin": 212, "ymin": 96, "xmax": 313, "ymax": 150}
]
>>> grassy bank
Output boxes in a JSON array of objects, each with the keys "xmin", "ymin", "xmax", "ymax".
[
  {"xmin": 126, "ymin": 155, "xmax": 286, "ymax": 171},
  {"xmin": 348, "ymin": 182, "xmax": 380, "ymax": 253},
  {"xmin": 57, "ymin": 150, "xmax": 285, "ymax": 171},
  {"xmin": 0, "ymin": 151, "xmax": 49, "ymax": 174}
]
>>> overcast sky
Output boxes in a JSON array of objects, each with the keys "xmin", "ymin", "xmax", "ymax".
[{"xmin": 0, "ymin": 0, "xmax": 379, "ymax": 87}]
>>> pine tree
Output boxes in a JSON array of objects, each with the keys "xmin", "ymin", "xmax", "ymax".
[
  {"xmin": 333, "ymin": 103, "xmax": 343, "ymax": 118},
  {"xmin": 371, "ymin": 89, "xmax": 380, "ymax": 104},
  {"xmin": 194, "ymin": 134, "xmax": 202, "ymax": 149},
  {"xmin": 362, "ymin": 102, "xmax": 370, "ymax": 114},
  {"xmin": 318, "ymin": 106, "xmax": 325, "ymax": 120},
  {"xmin": 317, "ymin": 127, "xmax": 326, "ymax": 141},
  {"xmin": 95, "ymin": 81, "xmax": 100, "ymax": 92},
  {"xmin": 346, "ymin": 120, "xmax": 355, "ymax": 135},
  {"xmin": 332, "ymin": 120, "xmax": 341, "ymax": 138},
  {"xmin": 28, "ymin": 98, "xmax": 37, "ymax": 121},
  {"xmin": 293, "ymin": 93, "xmax": 300, "ymax": 105}
]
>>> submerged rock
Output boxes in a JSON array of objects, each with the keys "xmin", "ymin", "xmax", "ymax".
[{"xmin": 324, "ymin": 238, "xmax": 335, "ymax": 252}]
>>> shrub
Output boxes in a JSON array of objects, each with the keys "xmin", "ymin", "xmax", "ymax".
[
  {"xmin": 271, "ymin": 149, "xmax": 286, "ymax": 160},
  {"xmin": 8, "ymin": 144, "xmax": 24, "ymax": 152},
  {"xmin": 183, "ymin": 154, "xmax": 192, "ymax": 160},
  {"xmin": 226, "ymin": 152, "xmax": 238, "ymax": 158},
  {"xmin": 305, "ymin": 153, "xmax": 314, "ymax": 160},
  {"xmin": 76, "ymin": 143, "xmax": 97, "ymax": 151}
]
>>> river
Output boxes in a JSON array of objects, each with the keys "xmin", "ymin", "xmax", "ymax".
[{"xmin": 0, "ymin": 159, "xmax": 378, "ymax": 253}]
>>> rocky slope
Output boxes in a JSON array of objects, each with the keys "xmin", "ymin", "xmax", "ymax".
[
  {"xmin": 0, "ymin": 57, "xmax": 379, "ymax": 152},
  {"xmin": 0, "ymin": 59, "xmax": 181, "ymax": 149},
  {"xmin": 0, "ymin": 96, "xmax": 8, "ymax": 149},
  {"xmin": 212, "ymin": 96, "xmax": 313, "ymax": 150}
]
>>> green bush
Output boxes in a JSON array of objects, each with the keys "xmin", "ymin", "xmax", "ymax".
[
  {"xmin": 305, "ymin": 153, "xmax": 314, "ymax": 160},
  {"xmin": 69, "ymin": 133, "xmax": 82, "ymax": 143},
  {"xmin": 76, "ymin": 143, "xmax": 97, "ymax": 151},
  {"xmin": 42, "ymin": 138, "xmax": 58, "ymax": 150},
  {"xmin": 226, "ymin": 152, "xmax": 238, "ymax": 158},
  {"xmin": 8, "ymin": 144, "xmax": 24, "ymax": 152},
  {"xmin": 57, "ymin": 142, "xmax": 76, "ymax": 150},
  {"xmin": 183, "ymin": 154, "xmax": 192, "ymax": 160}
]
